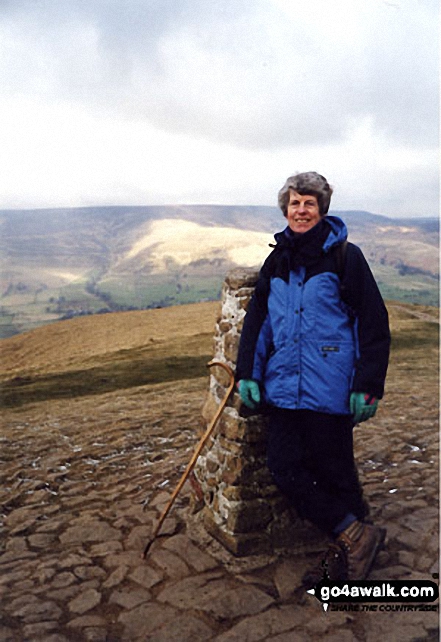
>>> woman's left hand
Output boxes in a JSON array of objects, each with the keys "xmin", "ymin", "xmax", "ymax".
[{"xmin": 350, "ymin": 392, "xmax": 378, "ymax": 424}]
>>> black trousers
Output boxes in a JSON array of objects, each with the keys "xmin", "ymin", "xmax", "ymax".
[{"xmin": 266, "ymin": 408, "xmax": 368, "ymax": 536}]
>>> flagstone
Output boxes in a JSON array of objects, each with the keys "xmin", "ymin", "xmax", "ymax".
[
  {"xmin": 67, "ymin": 615, "xmax": 107, "ymax": 628},
  {"xmin": 68, "ymin": 588, "xmax": 102, "ymax": 614},
  {"xmin": 109, "ymin": 588, "xmax": 151, "ymax": 609},
  {"xmin": 162, "ymin": 534, "xmax": 219, "ymax": 572},
  {"xmin": 118, "ymin": 602, "xmax": 178, "ymax": 640},
  {"xmin": 129, "ymin": 565, "xmax": 163, "ymax": 589},
  {"xmin": 146, "ymin": 613, "xmax": 215, "ymax": 642},
  {"xmin": 21, "ymin": 622, "xmax": 58, "ymax": 638},
  {"xmin": 158, "ymin": 575, "xmax": 274, "ymax": 620},
  {"xmin": 213, "ymin": 605, "xmax": 309, "ymax": 642},
  {"xmin": 11, "ymin": 599, "xmax": 63, "ymax": 623},
  {"xmin": 59, "ymin": 521, "xmax": 121, "ymax": 544},
  {"xmin": 102, "ymin": 565, "xmax": 129, "ymax": 589},
  {"xmin": 148, "ymin": 548, "xmax": 191, "ymax": 579}
]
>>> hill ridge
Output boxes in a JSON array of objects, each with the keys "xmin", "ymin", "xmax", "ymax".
[{"xmin": 0, "ymin": 206, "xmax": 438, "ymax": 337}]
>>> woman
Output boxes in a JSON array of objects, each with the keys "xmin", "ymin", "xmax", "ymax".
[{"xmin": 236, "ymin": 171, "xmax": 390, "ymax": 586}]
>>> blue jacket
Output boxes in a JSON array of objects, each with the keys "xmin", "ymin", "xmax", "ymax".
[{"xmin": 236, "ymin": 216, "xmax": 390, "ymax": 415}]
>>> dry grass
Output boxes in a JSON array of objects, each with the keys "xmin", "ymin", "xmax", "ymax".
[
  {"xmin": 0, "ymin": 302, "xmax": 219, "ymax": 408},
  {"xmin": 0, "ymin": 299, "xmax": 438, "ymax": 410},
  {"xmin": 0, "ymin": 301, "xmax": 220, "ymax": 377}
]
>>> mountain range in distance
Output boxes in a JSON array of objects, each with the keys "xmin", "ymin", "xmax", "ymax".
[{"xmin": 0, "ymin": 205, "xmax": 438, "ymax": 338}]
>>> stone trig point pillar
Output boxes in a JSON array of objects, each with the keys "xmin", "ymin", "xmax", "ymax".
[{"xmin": 192, "ymin": 268, "xmax": 321, "ymax": 556}]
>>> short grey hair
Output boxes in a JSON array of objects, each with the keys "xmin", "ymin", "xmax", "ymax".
[{"xmin": 278, "ymin": 172, "xmax": 333, "ymax": 217}]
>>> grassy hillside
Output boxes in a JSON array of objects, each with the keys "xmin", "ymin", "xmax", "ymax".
[
  {"xmin": 0, "ymin": 299, "xmax": 438, "ymax": 410},
  {"xmin": 0, "ymin": 301, "xmax": 218, "ymax": 407}
]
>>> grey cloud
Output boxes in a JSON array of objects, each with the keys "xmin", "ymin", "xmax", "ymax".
[
  {"xmin": 1, "ymin": 0, "xmax": 251, "ymax": 110},
  {"xmin": 1, "ymin": 0, "xmax": 438, "ymax": 151}
]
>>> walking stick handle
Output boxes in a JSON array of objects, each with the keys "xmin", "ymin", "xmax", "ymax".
[{"xmin": 142, "ymin": 360, "xmax": 235, "ymax": 558}]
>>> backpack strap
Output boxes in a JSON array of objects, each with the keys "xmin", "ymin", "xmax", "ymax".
[
  {"xmin": 335, "ymin": 240, "xmax": 348, "ymax": 282},
  {"xmin": 334, "ymin": 240, "xmax": 349, "ymax": 305}
]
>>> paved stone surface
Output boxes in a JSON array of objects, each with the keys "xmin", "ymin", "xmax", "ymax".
[{"xmin": 0, "ymin": 317, "xmax": 439, "ymax": 641}]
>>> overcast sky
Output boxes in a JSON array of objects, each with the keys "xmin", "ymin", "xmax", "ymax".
[{"xmin": 0, "ymin": 0, "xmax": 439, "ymax": 217}]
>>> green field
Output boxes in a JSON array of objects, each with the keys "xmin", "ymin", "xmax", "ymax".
[
  {"xmin": 372, "ymin": 264, "xmax": 439, "ymax": 307},
  {"xmin": 97, "ymin": 274, "xmax": 223, "ymax": 309},
  {"xmin": 0, "ymin": 262, "xmax": 438, "ymax": 338},
  {"xmin": 0, "ymin": 280, "xmax": 110, "ymax": 338}
]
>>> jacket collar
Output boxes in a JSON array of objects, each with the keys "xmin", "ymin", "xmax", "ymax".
[{"xmin": 273, "ymin": 216, "xmax": 348, "ymax": 253}]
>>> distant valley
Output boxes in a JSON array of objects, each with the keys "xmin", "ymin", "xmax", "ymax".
[{"xmin": 0, "ymin": 205, "xmax": 438, "ymax": 337}]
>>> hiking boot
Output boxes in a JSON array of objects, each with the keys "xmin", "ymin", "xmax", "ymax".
[
  {"xmin": 302, "ymin": 542, "xmax": 348, "ymax": 590},
  {"xmin": 336, "ymin": 520, "xmax": 386, "ymax": 581}
]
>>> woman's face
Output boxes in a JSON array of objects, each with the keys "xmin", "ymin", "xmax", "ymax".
[{"xmin": 285, "ymin": 190, "xmax": 321, "ymax": 234}]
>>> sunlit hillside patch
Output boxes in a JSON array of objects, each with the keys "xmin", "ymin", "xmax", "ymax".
[{"xmin": 122, "ymin": 219, "xmax": 272, "ymax": 271}]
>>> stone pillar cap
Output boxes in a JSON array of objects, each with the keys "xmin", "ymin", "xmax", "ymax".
[{"xmin": 225, "ymin": 268, "xmax": 260, "ymax": 290}]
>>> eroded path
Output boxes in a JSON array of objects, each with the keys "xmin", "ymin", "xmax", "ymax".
[{"xmin": 0, "ymin": 356, "xmax": 439, "ymax": 641}]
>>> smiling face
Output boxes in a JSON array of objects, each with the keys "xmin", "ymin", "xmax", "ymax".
[{"xmin": 285, "ymin": 190, "xmax": 322, "ymax": 234}]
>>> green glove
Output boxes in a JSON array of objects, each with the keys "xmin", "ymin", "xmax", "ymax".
[
  {"xmin": 350, "ymin": 392, "xmax": 379, "ymax": 424},
  {"xmin": 238, "ymin": 379, "xmax": 261, "ymax": 409}
]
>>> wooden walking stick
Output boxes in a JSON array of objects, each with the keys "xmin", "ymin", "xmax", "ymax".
[{"xmin": 142, "ymin": 360, "xmax": 235, "ymax": 558}]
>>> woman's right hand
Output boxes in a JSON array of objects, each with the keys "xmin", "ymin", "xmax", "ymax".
[{"xmin": 238, "ymin": 380, "xmax": 261, "ymax": 409}]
